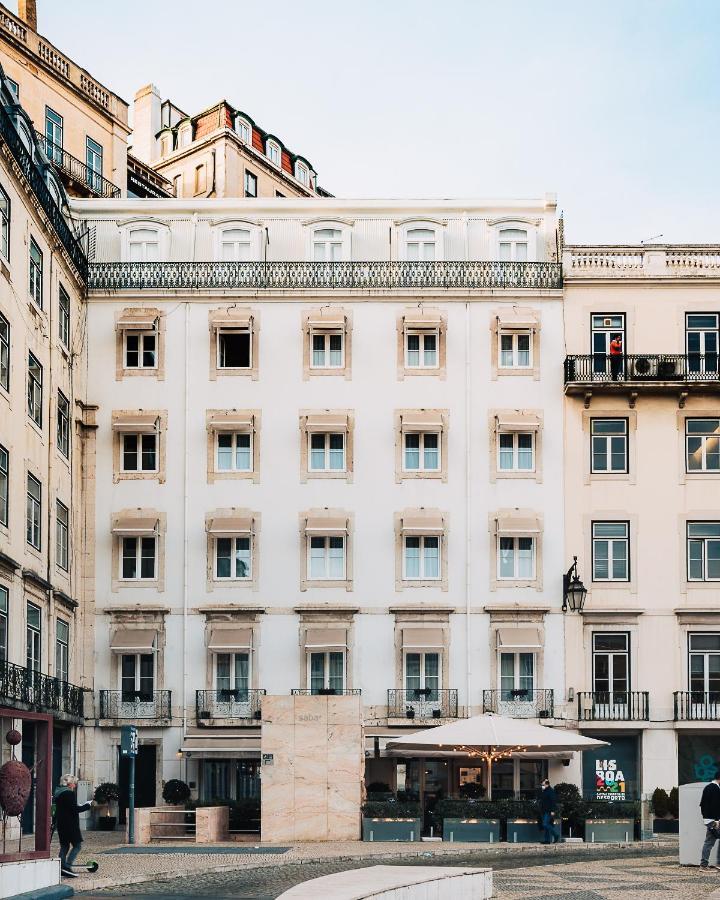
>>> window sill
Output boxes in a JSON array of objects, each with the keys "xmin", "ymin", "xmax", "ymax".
[
  {"xmin": 494, "ymin": 470, "xmax": 538, "ymax": 480},
  {"xmin": 120, "ymin": 368, "xmax": 160, "ymax": 378},
  {"xmin": 114, "ymin": 471, "xmax": 163, "ymax": 483},
  {"xmin": 306, "ymin": 470, "xmax": 351, "ymax": 480},
  {"xmin": 302, "ymin": 579, "xmax": 352, "ymax": 591},
  {"xmin": 398, "ymin": 471, "xmax": 445, "ymax": 482}
]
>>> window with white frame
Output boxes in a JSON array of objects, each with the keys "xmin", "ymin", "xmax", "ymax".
[
  {"xmin": 405, "ymin": 227, "xmax": 436, "ymax": 260},
  {"xmin": 121, "ymin": 653, "xmax": 154, "ymax": 701},
  {"xmin": 122, "ymin": 433, "xmax": 157, "ymax": 472},
  {"xmin": 29, "ymin": 237, "xmax": 42, "ymax": 307},
  {"xmin": 219, "ymin": 227, "xmax": 253, "ymax": 261},
  {"xmin": 592, "ymin": 521, "xmax": 629, "ymax": 581},
  {"xmin": 57, "ymin": 390, "xmax": 70, "ymax": 458},
  {"xmin": 405, "ymin": 651, "xmax": 439, "ymax": 698},
  {"xmin": 26, "ymin": 602, "xmax": 41, "ymax": 672},
  {"xmin": 215, "ymin": 536, "xmax": 252, "ymax": 580},
  {"xmin": 26, "ymin": 474, "xmax": 41, "ymax": 550},
  {"xmin": 86, "ymin": 137, "xmax": 103, "ymax": 192},
  {"xmin": 0, "ymin": 443, "xmax": 7, "ymax": 527},
  {"xmin": 311, "ymin": 329, "xmax": 343, "ymax": 367},
  {"xmin": 309, "ymin": 433, "xmax": 345, "ymax": 472},
  {"xmin": 0, "ymin": 185, "xmax": 10, "ymax": 261},
  {"xmin": 499, "ymin": 651, "xmax": 534, "ymax": 700},
  {"xmin": 591, "ymin": 419, "xmax": 628, "ymax": 473},
  {"xmin": 0, "ymin": 312, "xmax": 8, "ymax": 392},
  {"xmin": 177, "ymin": 124, "xmax": 192, "ymax": 147},
  {"xmin": 235, "ymin": 117, "xmax": 251, "ymax": 144},
  {"xmin": 56, "ymin": 499, "xmax": 69, "ymax": 571},
  {"xmin": 0, "ymin": 586, "xmax": 7, "ymax": 662},
  {"xmin": 216, "ymin": 432, "xmax": 252, "ymax": 472},
  {"xmin": 688, "ymin": 522, "xmax": 720, "ymax": 581},
  {"xmin": 499, "ymin": 331, "xmax": 531, "ymax": 368},
  {"xmin": 27, "ymin": 351, "xmax": 42, "ymax": 426},
  {"xmin": 403, "ymin": 432, "xmax": 440, "ymax": 472},
  {"xmin": 498, "ymin": 536, "xmax": 535, "ymax": 580},
  {"xmin": 216, "ymin": 652, "xmax": 250, "ymax": 697},
  {"xmin": 312, "ymin": 228, "xmax": 342, "ymax": 262},
  {"xmin": 121, "ymin": 536, "xmax": 156, "ymax": 580},
  {"xmin": 309, "ymin": 651, "xmax": 345, "ymax": 694},
  {"xmin": 128, "ymin": 227, "xmax": 160, "ymax": 262},
  {"xmin": 58, "ymin": 285, "xmax": 70, "ymax": 348},
  {"xmin": 244, "ymin": 171, "xmax": 257, "ymax": 198},
  {"xmin": 217, "ymin": 328, "xmax": 251, "ymax": 368},
  {"xmin": 498, "ymin": 432, "xmax": 534, "ymax": 472},
  {"xmin": 405, "ymin": 330, "xmax": 438, "ymax": 368},
  {"xmin": 295, "ymin": 161, "xmax": 310, "ymax": 186},
  {"xmin": 403, "ymin": 535, "xmax": 440, "ymax": 580},
  {"xmin": 686, "ymin": 419, "xmax": 720, "ymax": 472},
  {"xmin": 689, "ymin": 633, "xmax": 720, "ymax": 700},
  {"xmin": 266, "ymin": 139, "xmax": 281, "ymax": 166},
  {"xmin": 498, "ymin": 227, "xmax": 528, "ymax": 261},
  {"xmin": 308, "ymin": 535, "xmax": 345, "ymax": 580},
  {"xmin": 55, "ymin": 619, "xmax": 69, "ymax": 682},
  {"xmin": 124, "ymin": 329, "xmax": 157, "ymax": 369}
]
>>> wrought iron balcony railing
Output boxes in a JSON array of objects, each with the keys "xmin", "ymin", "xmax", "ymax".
[
  {"xmin": 577, "ymin": 691, "xmax": 649, "ymax": 721},
  {"xmin": 387, "ymin": 688, "xmax": 459, "ymax": 720},
  {"xmin": 0, "ymin": 660, "xmax": 84, "ymax": 722},
  {"xmin": 35, "ymin": 133, "xmax": 121, "ymax": 199},
  {"xmin": 674, "ymin": 691, "xmax": 720, "ymax": 721},
  {"xmin": 565, "ymin": 354, "xmax": 720, "ymax": 386},
  {"xmin": 482, "ymin": 688, "xmax": 554, "ymax": 719},
  {"xmin": 88, "ymin": 260, "xmax": 563, "ymax": 292},
  {"xmin": 291, "ymin": 688, "xmax": 361, "ymax": 696},
  {"xmin": 98, "ymin": 689, "xmax": 172, "ymax": 720},
  {"xmin": 196, "ymin": 688, "xmax": 265, "ymax": 721}
]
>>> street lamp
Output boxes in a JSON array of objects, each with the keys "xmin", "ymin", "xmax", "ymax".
[{"xmin": 563, "ymin": 556, "xmax": 587, "ymax": 612}]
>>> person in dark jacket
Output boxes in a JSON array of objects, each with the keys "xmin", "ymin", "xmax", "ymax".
[
  {"xmin": 539, "ymin": 778, "xmax": 560, "ymax": 844},
  {"xmin": 700, "ymin": 770, "xmax": 720, "ymax": 869},
  {"xmin": 55, "ymin": 774, "xmax": 93, "ymax": 877}
]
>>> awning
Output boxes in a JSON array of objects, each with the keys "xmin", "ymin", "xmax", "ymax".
[
  {"xmin": 180, "ymin": 736, "xmax": 260, "ymax": 758},
  {"xmin": 495, "ymin": 413, "xmax": 541, "ymax": 432},
  {"xmin": 207, "ymin": 516, "xmax": 253, "ymax": 537},
  {"xmin": 112, "ymin": 515, "xmax": 159, "ymax": 536},
  {"xmin": 497, "ymin": 628, "xmax": 542, "ymax": 649},
  {"xmin": 117, "ymin": 310, "xmax": 157, "ymax": 330},
  {"xmin": 403, "ymin": 311, "xmax": 442, "ymax": 329},
  {"xmin": 496, "ymin": 309, "xmax": 539, "ymax": 330},
  {"xmin": 207, "ymin": 411, "xmax": 254, "ymax": 431},
  {"xmin": 496, "ymin": 515, "xmax": 541, "ymax": 535},
  {"xmin": 304, "ymin": 516, "xmax": 348, "ymax": 535},
  {"xmin": 208, "ymin": 627, "xmax": 253, "ymax": 650},
  {"xmin": 400, "ymin": 411, "xmax": 444, "ymax": 431},
  {"xmin": 304, "ymin": 413, "xmax": 349, "ymax": 433},
  {"xmin": 402, "ymin": 628, "xmax": 444, "ymax": 649},
  {"xmin": 209, "ymin": 308, "xmax": 253, "ymax": 329},
  {"xmin": 307, "ymin": 310, "xmax": 346, "ymax": 329},
  {"xmin": 112, "ymin": 413, "xmax": 159, "ymax": 434},
  {"xmin": 305, "ymin": 628, "xmax": 347, "ymax": 649},
  {"xmin": 401, "ymin": 513, "xmax": 444, "ymax": 535},
  {"xmin": 110, "ymin": 628, "xmax": 157, "ymax": 652}
]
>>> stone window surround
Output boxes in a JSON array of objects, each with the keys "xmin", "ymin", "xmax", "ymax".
[
  {"xmin": 394, "ymin": 409, "xmax": 448, "ymax": 483},
  {"xmin": 489, "ymin": 306, "xmax": 541, "ymax": 381},
  {"xmin": 583, "ymin": 512, "xmax": 638, "ymax": 595},
  {"xmin": 205, "ymin": 508, "xmax": 260, "ymax": 593},
  {"xmin": 115, "ymin": 307, "xmax": 165, "ymax": 382},
  {"xmin": 299, "ymin": 509, "xmax": 354, "ymax": 592},
  {"xmin": 301, "ymin": 307, "xmax": 353, "ymax": 380},
  {"xmin": 391, "ymin": 610, "xmax": 451, "ymax": 697},
  {"xmin": 299, "ymin": 410, "xmax": 354, "ymax": 483},
  {"xmin": 202, "ymin": 609, "xmax": 262, "ymax": 690},
  {"xmin": 208, "ymin": 306, "xmax": 259, "ymax": 381},
  {"xmin": 296, "ymin": 609, "xmax": 357, "ymax": 691},
  {"xmin": 676, "ymin": 408, "xmax": 720, "ymax": 484},
  {"xmin": 487, "ymin": 610, "xmax": 546, "ymax": 696},
  {"xmin": 582, "ymin": 408, "xmax": 637, "ymax": 485},
  {"xmin": 488, "ymin": 509, "xmax": 544, "ymax": 592},
  {"xmin": 110, "ymin": 509, "xmax": 166, "ymax": 594},
  {"xmin": 107, "ymin": 609, "xmax": 168, "ymax": 692},
  {"xmin": 205, "ymin": 409, "xmax": 261, "ymax": 484},
  {"xmin": 488, "ymin": 409, "xmax": 543, "ymax": 483},
  {"xmin": 394, "ymin": 509, "xmax": 449, "ymax": 592},
  {"xmin": 396, "ymin": 307, "xmax": 447, "ymax": 380},
  {"xmin": 679, "ymin": 513, "xmax": 720, "ymax": 593},
  {"xmin": 112, "ymin": 409, "xmax": 167, "ymax": 484},
  {"xmin": 580, "ymin": 617, "xmax": 639, "ymax": 696}
]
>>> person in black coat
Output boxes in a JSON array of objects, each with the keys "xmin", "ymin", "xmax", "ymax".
[
  {"xmin": 700, "ymin": 770, "xmax": 720, "ymax": 869},
  {"xmin": 539, "ymin": 778, "xmax": 560, "ymax": 844},
  {"xmin": 54, "ymin": 774, "xmax": 93, "ymax": 877}
]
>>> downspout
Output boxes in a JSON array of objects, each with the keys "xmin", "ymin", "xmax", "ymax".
[
  {"xmin": 46, "ymin": 252, "xmax": 54, "ymax": 676},
  {"xmin": 465, "ymin": 299, "xmax": 472, "ymax": 717},
  {"xmin": 205, "ymin": 148, "xmax": 216, "ymax": 198}
]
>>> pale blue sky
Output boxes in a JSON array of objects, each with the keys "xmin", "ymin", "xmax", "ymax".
[{"xmin": 30, "ymin": 0, "xmax": 720, "ymax": 243}]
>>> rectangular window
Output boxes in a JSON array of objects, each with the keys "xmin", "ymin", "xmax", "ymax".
[
  {"xmin": 29, "ymin": 237, "xmax": 43, "ymax": 307},
  {"xmin": 0, "ymin": 185, "xmax": 10, "ymax": 262},
  {"xmin": 0, "ymin": 585, "xmax": 7, "ymax": 662},
  {"xmin": 309, "ymin": 651, "xmax": 345, "ymax": 694},
  {"xmin": 57, "ymin": 390, "xmax": 70, "ymax": 458},
  {"xmin": 686, "ymin": 419, "xmax": 720, "ymax": 472},
  {"xmin": 27, "ymin": 351, "xmax": 42, "ymax": 426},
  {"xmin": 45, "ymin": 107, "xmax": 63, "ymax": 162},
  {"xmin": 219, "ymin": 228, "xmax": 252, "ymax": 261},
  {"xmin": 591, "ymin": 419, "xmax": 628, "ymax": 473},
  {"xmin": 0, "ymin": 312, "xmax": 8, "ymax": 391},
  {"xmin": 312, "ymin": 229, "xmax": 342, "ymax": 262},
  {"xmin": 405, "ymin": 331, "xmax": 437, "ymax": 368},
  {"xmin": 6, "ymin": 78, "xmax": 18, "ymax": 100},
  {"xmin": 215, "ymin": 537, "xmax": 252, "ymax": 580},
  {"xmin": 500, "ymin": 652, "xmax": 534, "ymax": 700},
  {"xmin": 216, "ymin": 432, "xmax": 252, "ymax": 472},
  {"xmin": 310, "ymin": 331, "xmax": 343, "ymax": 368},
  {"xmin": 194, "ymin": 165, "xmax": 206, "ymax": 194},
  {"xmin": 121, "ymin": 536, "xmax": 156, "ymax": 580},
  {"xmin": 689, "ymin": 633, "xmax": 720, "ymax": 700},
  {"xmin": 592, "ymin": 522, "xmax": 629, "ymax": 581},
  {"xmin": 498, "ymin": 536, "xmax": 535, "ymax": 580},
  {"xmin": 498, "ymin": 432, "xmax": 534, "ymax": 472},
  {"xmin": 55, "ymin": 619, "xmax": 69, "ymax": 682},
  {"xmin": 244, "ymin": 171, "xmax": 257, "ymax": 198},
  {"xmin": 217, "ymin": 329, "xmax": 251, "ymax": 368},
  {"xmin": 121, "ymin": 653, "xmax": 154, "ymax": 701},
  {"xmin": 266, "ymin": 141, "xmax": 281, "ymax": 166},
  {"xmin": 405, "ymin": 228, "xmax": 436, "ymax": 261},
  {"xmin": 499, "ymin": 331, "xmax": 531, "ymax": 368},
  {"xmin": 403, "ymin": 432, "xmax": 440, "ymax": 472},
  {"xmin": 592, "ymin": 632, "xmax": 629, "ymax": 698},
  {"xmin": 56, "ymin": 500, "xmax": 69, "ymax": 571},
  {"xmin": 403, "ymin": 535, "xmax": 440, "ymax": 580},
  {"xmin": 26, "ymin": 602, "xmax": 41, "ymax": 672},
  {"xmin": 124, "ymin": 331, "xmax": 156, "ymax": 369},
  {"xmin": 686, "ymin": 313, "xmax": 719, "ymax": 375},
  {"xmin": 122, "ymin": 433, "xmax": 157, "ymax": 472},
  {"xmin": 591, "ymin": 314, "xmax": 625, "ymax": 376},
  {"xmin": 173, "ymin": 174, "xmax": 182, "ymax": 196},
  {"xmin": 308, "ymin": 536, "xmax": 345, "ymax": 580},
  {"xmin": 26, "ymin": 474, "xmax": 41, "ymax": 550},
  {"xmin": 499, "ymin": 228, "xmax": 529, "ymax": 261},
  {"xmin": 405, "ymin": 652, "xmax": 440, "ymax": 698},
  {"xmin": 0, "ymin": 444, "xmax": 7, "ymax": 527},
  {"xmin": 215, "ymin": 652, "xmax": 250, "ymax": 697},
  {"xmin": 58, "ymin": 285, "xmax": 70, "ymax": 348},
  {"xmin": 309, "ymin": 433, "xmax": 345, "ymax": 472},
  {"xmin": 687, "ymin": 522, "xmax": 720, "ymax": 582},
  {"xmin": 128, "ymin": 228, "xmax": 160, "ymax": 262}
]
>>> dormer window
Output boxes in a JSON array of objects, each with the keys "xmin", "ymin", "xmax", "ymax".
[
  {"xmin": 128, "ymin": 227, "xmax": 160, "ymax": 262},
  {"xmin": 177, "ymin": 124, "xmax": 192, "ymax": 148},
  {"xmin": 295, "ymin": 162, "xmax": 310, "ymax": 186},
  {"xmin": 235, "ymin": 117, "xmax": 252, "ymax": 144},
  {"xmin": 266, "ymin": 139, "xmax": 281, "ymax": 167},
  {"xmin": 313, "ymin": 228, "xmax": 342, "ymax": 262}
]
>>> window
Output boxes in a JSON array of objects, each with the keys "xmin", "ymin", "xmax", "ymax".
[
  {"xmin": 403, "ymin": 535, "xmax": 440, "ymax": 580},
  {"xmin": 310, "ymin": 331, "xmax": 343, "ymax": 368},
  {"xmin": 218, "ymin": 329, "xmax": 251, "ymax": 369},
  {"xmin": 215, "ymin": 536, "xmax": 252, "ymax": 580},
  {"xmin": 58, "ymin": 285, "xmax": 70, "ymax": 348},
  {"xmin": 498, "ymin": 537, "xmax": 535, "ymax": 580},
  {"xmin": 498, "ymin": 432, "xmax": 534, "ymax": 472},
  {"xmin": 86, "ymin": 137, "xmax": 103, "ymax": 191},
  {"xmin": 591, "ymin": 314, "xmax": 625, "ymax": 375},
  {"xmin": 194, "ymin": 164, "xmax": 206, "ymax": 194},
  {"xmin": 128, "ymin": 227, "xmax": 160, "ymax": 262},
  {"xmin": 27, "ymin": 351, "xmax": 42, "ymax": 426},
  {"xmin": 686, "ymin": 419, "xmax": 720, "ymax": 472},
  {"xmin": 216, "ymin": 433, "xmax": 252, "ymax": 472},
  {"xmin": 55, "ymin": 619, "xmax": 69, "ymax": 682},
  {"xmin": 121, "ymin": 536, "xmax": 156, "ymax": 580},
  {"xmin": 57, "ymin": 390, "xmax": 70, "ymax": 458},
  {"xmin": 686, "ymin": 314, "xmax": 719, "ymax": 375},
  {"xmin": 592, "ymin": 632, "xmax": 629, "ymax": 699},
  {"xmin": 591, "ymin": 419, "xmax": 628, "ymax": 473},
  {"xmin": 0, "ymin": 444, "xmax": 7, "ymax": 526},
  {"xmin": 312, "ymin": 228, "xmax": 342, "ymax": 262},
  {"xmin": 121, "ymin": 653, "xmax": 154, "ymax": 701},
  {"xmin": 295, "ymin": 162, "xmax": 310, "ymax": 186},
  {"xmin": 173, "ymin": 174, "xmax": 182, "ymax": 196},
  {"xmin": 405, "ymin": 228, "xmax": 436, "ymax": 261},
  {"xmin": 235, "ymin": 117, "xmax": 251, "ymax": 144},
  {"xmin": 122, "ymin": 433, "xmax": 157, "ymax": 472},
  {"xmin": 26, "ymin": 602, "xmax": 41, "ymax": 672},
  {"xmin": 0, "ymin": 585, "xmax": 7, "ymax": 662},
  {"xmin": 244, "ymin": 170, "xmax": 257, "ymax": 198},
  {"xmin": 688, "ymin": 522, "xmax": 720, "ymax": 581},
  {"xmin": 689, "ymin": 634, "xmax": 720, "ymax": 700},
  {"xmin": 403, "ymin": 432, "xmax": 440, "ymax": 472},
  {"xmin": 56, "ymin": 500, "xmax": 69, "ymax": 571},
  {"xmin": 219, "ymin": 228, "xmax": 252, "ymax": 261},
  {"xmin": 498, "ymin": 227, "xmax": 528, "ymax": 261},
  {"xmin": 178, "ymin": 125, "xmax": 192, "ymax": 148},
  {"xmin": 405, "ymin": 331, "xmax": 437, "ymax": 368},
  {"xmin": 499, "ymin": 332, "xmax": 531, "ymax": 368},
  {"xmin": 266, "ymin": 139, "xmax": 281, "ymax": 167},
  {"xmin": 0, "ymin": 184, "xmax": 9, "ymax": 261},
  {"xmin": 500, "ymin": 652, "xmax": 534, "ymax": 700},
  {"xmin": 26, "ymin": 474, "xmax": 41, "ymax": 549},
  {"xmin": 0, "ymin": 312, "xmax": 8, "ymax": 391},
  {"xmin": 29, "ymin": 237, "xmax": 42, "ymax": 307},
  {"xmin": 592, "ymin": 522, "xmax": 629, "ymax": 581},
  {"xmin": 125, "ymin": 329, "xmax": 156, "ymax": 370},
  {"xmin": 45, "ymin": 107, "xmax": 63, "ymax": 163},
  {"xmin": 308, "ymin": 536, "xmax": 345, "ymax": 580},
  {"xmin": 6, "ymin": 78, "xmax": 18, "ymax": 100},
  {"xmin": 309, "ymin": 433, "xmax": 345, "ymax": 472},
  {"xmin": 216, "ymin": 652, "xmax": 249, "ymax": 698},
  {"xmin": 309, "ymin": 651, "xmax": 344, "ymax": 694},
  {"xmin": 405, "ymin": 652, "xmax": 439, "ymax": 699}
]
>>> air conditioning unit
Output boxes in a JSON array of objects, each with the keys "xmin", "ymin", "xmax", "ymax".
[{"xmin": 634, "ymin": 357, "xmax": 652, "ymax": 376}]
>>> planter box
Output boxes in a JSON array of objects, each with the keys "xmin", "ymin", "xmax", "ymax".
[
  {"xmin": 585, "ymin": 818, "xmax": 634, "ymax": 842},
  {"xmin": 653, "ymin": 818, "xmax": 679, "ymax": 834},
  {"xmin": 362, "ymin": 817, "xmax": 421, "ymax": 841},
  {"xmin": 507, "ymin": 819, "xmax": 543, "ymax": 843},
  {"xmin": 443, "ymin": 818, "xmax": 500, "ymax": 843}
]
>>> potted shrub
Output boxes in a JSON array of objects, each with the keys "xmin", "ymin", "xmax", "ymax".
[
  {"xmin": 361, "ymin": 798, "xmax": 422, "ymax": 841},
  {"xmin": 652, "ymin": 786, "xmax": 679, "ymax": 834},
  {"xmin": 94, "ymin": 782, "xmax": 120, "ymax": 831},
  {"xmin": 585, "ymin": 799, "xmax": 639, "ymax": 842},
  {"xmin": 436, "ymin": 799, "xmax": 501, "ymax": 843},
  {"xmin": 162, "ymin": 778, "xmax": 191, "ymax": 805}
]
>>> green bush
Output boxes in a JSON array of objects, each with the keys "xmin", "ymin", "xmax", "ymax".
[
  {"xmin": 651, "ymin": 787, "xmax": 669, "ymax": 818},
  {"xmin": 361, "ymin": 799, "xmax": 422, "ymax": 818},
  {"xmin": 435, "ymin": 798, "xmax": 537, "ymax": 821},
  {"xmin": 668, "ymin": 787, "xmax": 679, "ymax": 819},
  {"xmin": 162, "ymin": 779, "xmax": 191, "ymax": 805},
  {"xmin": 94, "ymin": 782, "xmax": 119, "ymax": 804},
  {"xmin": 585, "ymin": 800, "xmax": 640, "ymax": 820}
]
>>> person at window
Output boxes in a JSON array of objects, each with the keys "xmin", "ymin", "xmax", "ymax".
[
  {"xmin": 700, "ymin": 769, "xmax": 720, "ymax": 870},
  {"xmin": 54, "ymin": 773, "xmax": 94, "ymax": 877},
  {"xmin": 539, "ymin": 778, "xmax": 561, "ymax": 844},
  {"xmin": 609, "ymin": 334, "xmax": 624, "ymax": 380}
]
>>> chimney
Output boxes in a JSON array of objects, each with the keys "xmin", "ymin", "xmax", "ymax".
[
  {"xmin": 132, "ymin": 84, "xmax": 162, "ymax": 164},
  {"xmin": 17, "ymin": 0, "xmax": 37, "ymax": 31}
]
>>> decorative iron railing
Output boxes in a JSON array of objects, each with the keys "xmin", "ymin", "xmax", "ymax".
[
  {"xmin": 0, "ymin": 102, "xmax": 87, "ymax": 282},
  {"xmin": 564, "ymin": 354, "xmax": 720, "ymax": 385},
  {"xmin": 35, "ymin": 133, "xmax": 121, "ymax": 199},
  {"xmin": 88, "ymin": 260, "xmax": 563, "ymax": 292},
  {"xmin": 291, "ymin": 688, "xmax": 361, "ymax": 696},
  {"xmin": 674, "ymin": 691, "xmax": 720, "ymax": 721},
  {"xmin": 98, "ymin": 689, "xmax": 172, "ymax": 720},
  {"xmin": 482, "ymin": 688, "xmax": 554, "ymax": 719},
  {"xmin": 196, "ymin": 688, "xmax": 265, "ymax": 721},
  {"xmin": 577, "ymin": 691, "xmax": 649, "ymax": 721},
  {"xmin": 387, "ymin": 688, "xmax": 459, "ymax": 719},
  {"xmin": 0, "ymin": 660, "xmax": 84, "ymax": 721}
]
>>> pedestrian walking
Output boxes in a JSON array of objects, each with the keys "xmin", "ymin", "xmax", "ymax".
[
  {"xmin": 700, "ymin": 770, "xmax": 720, "ymax": 870},
  {"xmin": 54, "ymin": 773, "xmax": 93, "ymax": 878},
  {"xmin": 539, "ymin": 778, "xmax": 560, "ymax": 844},
  {"xmin": 609, "ymin": 333, "xmax": 624, "ymax": 380}
]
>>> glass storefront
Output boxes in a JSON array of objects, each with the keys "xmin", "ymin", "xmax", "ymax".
[
  {"xmin": 200, "ymin": 759, "xmax": 260, "ymax": 802},
  {"xmin": 678, "ymin": 735, "xmax": 720, "ymax": 784}
]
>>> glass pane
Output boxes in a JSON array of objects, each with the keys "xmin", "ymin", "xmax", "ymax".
[
  {"xmin": 517, "ymin": 434, "xmax": 533, "ymax": 470},
  {"xmin": 610, "ymin": 436, "xmax": 626, "ymax": 471},
  {"xmin": 310, "ymin": 433, "xmax": 325, "ymax": 470},
  {"xmin": 236, "ymin": 433, "xmax": 251, "ymax": 470},
  {"xmin": 405, "ymin": 653, "xmax": 421, "ymax": 691},
  {"xmin": 309, "ymin": 537, "xmax": 326, "ymax": 578},
  {"xmin": 216, "ymin": 537, "xmax": 232, "ymax": 578},
  {"xmin": 216, "ymin": 654, "xmax": 231, "ymax": 691},
  {"xmin": 328, "ymin": 537, "xmax": 344, "ymax": 578},
  {"xmin": 517, "ymin": 538, "xmax": 534, "ymax": 577},
  {"xmin": 123, "ymin": 434, "xmax": 138, "ymax": 470},
  {"xmin": 689, "ymin": 634, "xmax": 720, "ymax": 652},
  {"xmin": 611, "ymin": 539, "xmax": 628, "ymax": 579},
  {"xmin": 141, "ymin": 434, "xmax": 156, "ymax": 470},
  {"xmin": 423, "ymin": 333, "xmax": 437, "ymax": 366},
  {"xmin": 592, "ymin": 436, "xmax": 608, "ymax": 472},
  {"xmin": 235, "ymin": 537, "xmax": 251, "ymax": 578},
  {"xmin": 499, "ymin": 537, "xmax": 515, "ymax": 578},
  {"xmin": 140, "ymin": 538, "xmax": 155, "ymax": 578},
  {"xmin": 312, "ymin": 333, "xmax": 325, "ymax": 366},
  {"xmin": 122, "ymin": 538, "xmax": 137, "ymax": 578},
  {"xmin": 217, "ymin": 434, "xmax": 233, "ymax": 471},
  {"xmin": 423, "ymin": 537, "xmax": 439, "ymax": 578},
  {"xmin": 707, "ymin": 541, "xmax": 720, "ymax": 579},
  {"xmin": 310, "ymin": 653, "xmax": 325, "ymax": 693},
  {"xmin": 328, "ymin": 652, "xmax": 344, "ymax": 691},
  {"xmin": 689, "ymin": 523, "xmax": 720, "ymax": 538},
  {"xmin": 500, "ymin": 333, "xmax": 513, "ymax": 367},
  {"xmin": 688, "ymin": 540, "xmax": 703, "ymax": 579},
  {"xmin": 593, "ymin": 540, "xmax": 609, "ymax": 579},
  {"xmin": 329, "ymin": 333, "xmax": 343, "ymax": 366},
  {"xmin": 593, "ymin": 633, "xmax": 628, "ymax": 652},
  {"xmin": 404, "ymin": 433, "xmax": 420, "ymax": 470},
  {"xmin": 500, "ymin": 653, "xmax": 515, "ymax": 697},
  {"xmin": 499, "ymin": 433, "xmax": 514, "ymax": 470},
  {"xmin": 594, "ymin": 522, "xmax": 628, "ymax": 538},
  {"xmin": 404, "ymin": 537, "xmax": 420, "ymax": 578},
  {"xmin": 329, "ymin": 434, "xmax": 344, "ymax": 470},
  {"xmin": 423, "ymin": 433, "xmax": 439, "ymax": 470}
]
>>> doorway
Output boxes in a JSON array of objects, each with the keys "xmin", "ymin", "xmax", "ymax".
[
  {"xmin": 591, "ymin": 314, "xmax": 625, "ymax": 376},
  {"xmin": 21, "ymin": 723, "xmax": 36, "ymax": 834},
  {"xmin": 118, "ymin": 743, "xmax": 157, "ymax": 824}
]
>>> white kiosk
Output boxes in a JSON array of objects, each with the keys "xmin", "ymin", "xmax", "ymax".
[{"xmin": 679, "ymin": 782, "xmax": 718, "ymax": 866}]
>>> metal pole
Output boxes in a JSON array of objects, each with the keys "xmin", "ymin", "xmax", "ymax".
[{"xmin": 128, "ymin": 754, "xmax": 135, "ymax": 845}]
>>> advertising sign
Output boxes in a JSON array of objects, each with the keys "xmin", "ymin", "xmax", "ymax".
[
  {"xmin": 582, "ymin": 734, "xmax": 638, "ymax": 801},
  {"xmin": 120, "ymin": 725, "xmax": 138, "ymax": 758}
]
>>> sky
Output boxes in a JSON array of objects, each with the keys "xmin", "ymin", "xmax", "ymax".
[{"xmin": 26, "ymin": 0, "xmax": 720, "ymax": 243}]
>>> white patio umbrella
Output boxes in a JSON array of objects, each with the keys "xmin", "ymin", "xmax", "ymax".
[{"xmin": 386, "ymin": 713, "xmax": 609, "ymax": 799}]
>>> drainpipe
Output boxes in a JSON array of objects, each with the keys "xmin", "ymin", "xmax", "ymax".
[
  {"xmin": 465, "ymin": 299, "xmax": 472, "ymax": 717},
  {"xmin": 182, "ymin": 301, "xmax": 189, "ymax": 781},
  {"xmin": 46, "ymin": 252, "xmax": 54, "ymax": 675},
  {"xmin": 205, "ymin": 149, "xmax": 216, "ymax": 198}
]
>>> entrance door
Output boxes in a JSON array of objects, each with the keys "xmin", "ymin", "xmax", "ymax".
[
  {"xmin": 118, "ymin": 744, "xmax": 156, "ymax": 825},
  {"xmin": 421, "ymin": 760, "xmax": 449, "ymax": 836},
  {"xmin": 687, "ymin": 314, "xmax": 719, "ymax": 375},
  {"xmin": 404, "ymin": 651, "xmax": 441, "ymax": 717},
  {"xmin": 591, "ymin": 314, "xmax": 625, "ymax": 376},
  {"xmin": 21, "ymin": 723, "xmax": 36, "ymax": 834},
  {"xmin": 592, "ymin": 633, "xmax": 629, "ymax": 717}
]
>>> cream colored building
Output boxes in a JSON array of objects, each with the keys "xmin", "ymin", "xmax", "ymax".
[{"xmin": 563, "ymin": 244, "xmax": 720, "ymax": 800}]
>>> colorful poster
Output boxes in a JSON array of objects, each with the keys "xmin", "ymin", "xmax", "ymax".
[{"xmin": 582, "ymin": 734, "xmax": 638, "ymax": 801}]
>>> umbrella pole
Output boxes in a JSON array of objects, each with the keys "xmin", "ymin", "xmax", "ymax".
[{"xmin": 486, "ymin": 754, "xmax": 492, "ymax": 801}]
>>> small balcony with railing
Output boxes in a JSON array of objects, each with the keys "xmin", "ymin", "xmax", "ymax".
[
  {"xmin": 577, "ymin": 691, "xmax": 649, "ymax": 722},
  {"xmin": 387, "ymin": 688, "xmax": 459, "ymax": 723},
  {"xmin": 0, "ymin": 660, "xmax": 84, "ymax": 724},
  {"xmin": 483, "ymin": 688, "xmax": 554, "ymax": 719},
  {"xmin": 291, "ymin": 688, "xmax": 362, "ymax": 697},
  {"xmin": 564, "ymin": 353, "xmax": 720, "ymax": 398},
  {"xmin": 674, "ymin": 691, "xmax": 720, "ymax": 721},
  {"xmin": 98, "ymin": 690, "xmax": 172, "ymax": 723},
  {"xmin": 196, "ymin": 689, "xmax": 265, "ymax": 725},
  {"xmin": 35, "ymin": 133, "xmax": 121, "ymax": 199}
]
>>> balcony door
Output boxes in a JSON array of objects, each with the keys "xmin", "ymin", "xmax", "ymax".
[
  {"xmin": 592, "ymin": 633, "xmax": 629, "ymax": 715},
  {"xmin": 45, "ymin": 107, "xmax": 63, "ymax": 163},
  {"xmin": 308, "ymin": 651, "xmax": 345, "ymax": 695},
  {"xmin": 213, "ymin": 652, "xmax": 250, "ymax": 716},
  {"xmin": 120, "ymin": 652, "xmax": 155, "ymax": 716},
  {"xmin": 591, "ymin": 314, "xmax": 625, "ymax": 376},
  {"xmin": 499, "ymin": 652, "xmax": 535, "ymax": 715},
  {"xmin": 686, "ymin": 314, "xmax": 719, "ymax": 375},
  {"xmin": 404, "ymin": 651, "xmax": 441, "ymax": 716},
  {"xmin": 689, "ymin": 633, "xmax": 720, "ymax": 712}
]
